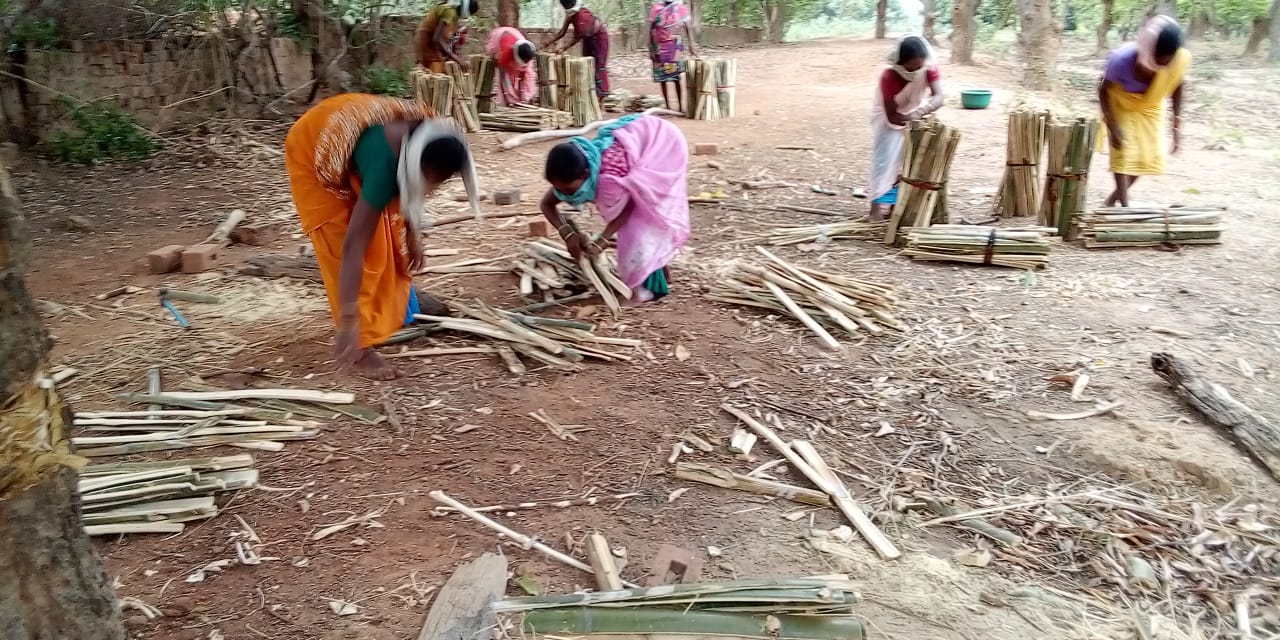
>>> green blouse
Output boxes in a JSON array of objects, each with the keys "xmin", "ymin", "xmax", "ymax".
[{"xmin": 352, "ymin": 124, "xmax": 399, "ymax": 211}]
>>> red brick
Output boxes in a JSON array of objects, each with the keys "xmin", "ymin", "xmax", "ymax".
[
  {"xmin": 527, "ymin": 220, "xmax": 551, "ymax": 238},
  {"xmin": 693, "ymin": 143, "xmax": 720, "ymax": 156},
  {"xmin": 493, "ymin": 189, "xmax": 521, "ymax": 206},
  {"xmin": 644, "ymin": 544, "xmax": 704, "ymax": 586},
  {"xmin": 230, "ymin": 222, "xmax": 283, "ymax": 247},
  {"xmin": 147, "ymin": 244, "xmax": 185, "ymax": 274},
  {"xmin": 180, "ymin": 244, "xmax": 220, "ymax": 273}
]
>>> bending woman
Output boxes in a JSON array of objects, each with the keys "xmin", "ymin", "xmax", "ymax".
[
  {"xmin": 284, "ymin": 94, "xmax": 480, "ymax": 380},
  {"xmin": 867, "ymin": 36, "xmax": 943, "ymax": 222},
  {"xmin": 649, "ymin": 0, "xmax": 697, "ymax": 112},
  {"xmin": 539, "ymin": 115, "xmax": 689, "ymax": 304},
  {"xmin": 487, "ymin": 26, "xmax": 538, "ymax": 106},
  {"xmin": 1099, "ymin": 15, "xmax": 1188, "ymax": 207},
  {"xmin": 415, "ymin": 0, "xmax": 478, "ymax": 72},
  {"xmin": 545, "ymin": 0, "xmax": 611, "ymax": 98}
]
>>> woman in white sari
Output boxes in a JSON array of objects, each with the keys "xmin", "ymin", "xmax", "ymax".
[{"xmin": 868, "ymin": 36, "xmax": 944, "ymax": 221}]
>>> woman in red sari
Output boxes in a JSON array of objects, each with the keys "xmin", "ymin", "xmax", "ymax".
[
  {"xmin": 486, "ymin": 26, "xmax": 538, "ymax": 105},
  {"xmin": 544, "ymin": 0, "xmax": 610, "ymax": 97}
]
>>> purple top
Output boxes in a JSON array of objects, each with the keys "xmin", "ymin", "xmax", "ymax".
[{"xmin": 1103, "ymin": 44, "xmax": 1151, "ymax": 93}]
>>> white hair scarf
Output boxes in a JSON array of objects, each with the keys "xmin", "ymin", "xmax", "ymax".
[
  {"xmin": 397, "ymin": 120, "xmax": 482, "ymax": 239},
  {"xmin": 886, "ymin": 35, "xmax": 935, "ymax": 82},
  {"xmin": 444, "ymin": 0, "xmax": 474, "ymax": 20}
]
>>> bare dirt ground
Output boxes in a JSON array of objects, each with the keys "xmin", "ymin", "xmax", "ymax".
[{"xmin": 14, "ymin": 36, "xmax": 1280, "ymax": 640}]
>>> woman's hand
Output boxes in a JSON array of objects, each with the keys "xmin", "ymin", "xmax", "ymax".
[
  {"xmin": 564, "ymin": 232, "xmax": 587, "ymax": 260},
  {"xmin": 406, "ymin": 233, "xmax": 425, "ymax": 273},
  {"xmin": 1171, "ymin": 126, "xmax": 1182, "ymax": 155},
  {"xmin": 334, "ymin": 320, "xmax": 362, "ymax": 367},
  {"xmin": 1108, "ymin": 126, "xmax": 1124, "ymax": 150}
]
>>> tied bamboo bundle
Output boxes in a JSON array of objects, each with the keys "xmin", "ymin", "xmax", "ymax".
[
  {"xmin": 79, "ymin": 454, "xmax": 257, "ymax": 536},
  {"xmin": 902, "ymin": 224, "xmax": 1054, "ymax": 269},
  {"xmin": 706, "ymin": 247, "xmax": 904, "ymax": 350},
  {"xmin": 715, "ymin": 58, "xmax": 737, "ymax": 118},
  {"xmin": 412, "ymin": 67, "xmax": 453, "ymax": 121},
  {"xmin": 492, "ymin": 578, "xmax": 866, "ymax": 639},
  {"xmin": 445, "ymin": 61, "xmax": 480, "ymax": 132},
  {"xmin": 471, "ymin": 53, "xmax": 497, "ymax": 113},
  {"xmin": 480, "ymin": 106, "xmax": 574, "ymax": 132},
  {"xmin": 994, "ymin": 109, "xmax": 1047, "ymax": 218},
  {"xmin": 685, "ymin": 58, "xmax": 721, "ymax": 120},
  {"xmin": 555, "ymin": 55, "xmax": 572, "ymax": 111},
  {"xmin": 563, "ymin": 56, "xmax": 602, "ymax": 126},
  {"xmin": 515, "ymin": 235, "xmax": 633, "ymax": 319},
  {"xmin": 1077, "ymin": 206, "xmax": 1225, "ymax": 248},
  {"xmin": 884, "ymin": 118, "xmax": 961, "ymax": 246},
  {"xmin": 1040, "ymin": 117, "xmax": 1100, "ymax": 238},
  {"xmin": 535, "ymin": 52, "xmax": 559, "ymax": 108},
  {"xmin": 413, "ymin": 300, "xmax": 640, "ymax": 371},
  {"xmin": 747, "ymin": 216, "xmax": 887, "ymax": 245}
]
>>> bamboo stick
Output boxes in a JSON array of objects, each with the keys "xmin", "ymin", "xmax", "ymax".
[
  {"xmin": 584, "ymin": 533, "xmax": 625, "ymax": 591},
  {"xmin": 674, "ymin": 462, "xmax": 831, "ymax": 506},
  {"xmin": 445, "ymin": 61, "xmax": 480, "ymax": 132}
]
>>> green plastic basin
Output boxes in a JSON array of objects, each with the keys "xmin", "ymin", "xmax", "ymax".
[{"xmin": 960, "ymin": 89, "xmax": 993, "ymax": 109}]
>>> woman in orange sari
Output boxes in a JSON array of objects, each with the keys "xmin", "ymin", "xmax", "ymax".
[{"xmin": 284, "ymin": 94, "xmax": 480, "ymax": 380}]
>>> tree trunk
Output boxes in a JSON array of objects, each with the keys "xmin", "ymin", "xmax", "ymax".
[
  {"xmin": 875, "ymin": 0, "xmax": 888, "ymax": 38},
  {"xmin": 762, "ymin": 0, "xmax": 785, "ymax": 43},
  {"xmin": 0, "ymin": 167, "xmax": 124, "ymax": 638},
  {"xmin": 1155, "ymin": 0, "xmax": 1176, "ymax": 17},
  {"xmin": 498, "ymin": 0, "xmax": 520, "ymax": 27},
  {"xmin": 1187, "ymin": 12, "xmax": 1210, "ymax": 38},
  {"xmin": 689, "ymin": 0, "xmax": 702, "ymax": 41},
  {"xmin": 1270, "ymin": 0, "xmax": 1280, "ymax": 63},
  {"xmin": 951, "ymin": 0, "xmax": 982, "ymax": 64},
  {"xmin": 1097, "ymin": 0, "xmax": 1113, "ymax": 52},
  {"xmin": 923, "ymin": 0, "xmax": 940, "ymax": 45},
  {"xmin": 1017, "ymin": 0, "xmax": 1058, "ymax": 90},
  {"xmin": 1244, "ymin": 16, "xmax": 1270, "ymax": 56},
  {"xmin": 728, "ymin": 0, "xmax": 741, "ymax": 27}
]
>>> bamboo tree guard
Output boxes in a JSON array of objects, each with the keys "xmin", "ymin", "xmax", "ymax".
[
  {"xmin": 994, "ymin": 109, "xmax": 1047, "ymax": 218},
  {"xmin": 555, "ymin": 55, "xmax": 572, "ymax": 111},
  {"xmin": 412, "ymin": 67, "xmax": 453, "ymax": 120},
  {"xmin": 445, "ymin": 61, "xmax": 480, "ymax": 132},
  {"xmin": 685, "ymin": 58, "xmax": 720, "ymax": 120},
  {"xmin": 536, "ymin": 52, "xmax": 558, "ymax": 108},
  {"xmin": 563, "ymin": 56, "xmax": 602, "ymax": 126},
  {"xmin": 883, "ymin": 118, "xmax": 962, "ymax": 246},
  {"xmin": 471, "ymin": 53, "xmax": 497, "ymax": 114},
  {"xmin": 1040, "ymin": 117, "xmax": 1100, "ymax": 238},
  {"xmin": 715, "ymin": 58, "xmax": 737, "ymax": 118}
]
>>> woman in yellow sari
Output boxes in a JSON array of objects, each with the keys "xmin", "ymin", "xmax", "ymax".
[
  {"xmin": 1098, "ymin": 15, "xmax": 1189, "ymax": 207},
  {"xmin": 284, "ymin": 94, "xmax": 480, "ymax": 379}
]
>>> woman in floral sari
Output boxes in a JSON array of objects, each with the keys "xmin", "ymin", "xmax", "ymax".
[
  {"xmin": 284, "ymin": 94, "xmax": 480, "ymax": 379},
  {"xmin": 648, "ymin": 0, "xmax": 698, "ymax": 112}
]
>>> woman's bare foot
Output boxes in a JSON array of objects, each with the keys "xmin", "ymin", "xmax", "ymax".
[
  {"xmin": 622, "ymin": 287, "xmax": 655, "ymax": 307},
  {"xmin": 351, "ymin": 349, "xmax": 399, "ymax": 380}
]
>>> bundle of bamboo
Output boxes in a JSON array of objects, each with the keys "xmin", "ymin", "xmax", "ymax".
[
  {"xmin": 412, "ymin": 301, "xmax": 639, "ymax": 372},
  {"xmin": 71, "ymin": 405, "xmax": 324, "ymax": 457},
  {"xmin": 445, "ymin": 61, "xmax": 480, "ymax": 132},
  {"xmin": 994, "ymin": 109, "xmax": 1047, "ymax": 218},
  {"xmin": 685, "ymin": 58, "xmax": 720, "ymax": 120},
  {"xmin": 1040, "ymin": 117, "xmax": 1100, "ymax": 238},
  {"xmin": 80, "ymin": 454, "xmax": 257, "ymax": 536},
  {"xmin": 554, "ymin": 55, "xmax": 571, "ymax": 111},
  {"xmin": 493, "ymin": 578, "xmax": 866, "ymax": 639},
  {"xmin": 902, "ymin": 224, "xmax": 1054, "ymax": 269},
  {"xmin": 1077, "ymin": 206, "xmax": 1226, "ymax": 248},
  {"xmin": 535, "ymin": 52, "xmax": 558, "ymax": 108},
  {"xmin": 748, "ymin": 217, "xmax": 886, "ymax": 245},
  {"xmin": 515, "ymin": 236, "xmax": 632, "ymax": 319},
  {"xmin": 562, "ymin": 56, "xmax": 602, "ymax": 126},
  {"xmin": 479, "ymin": 105, "xmax": 574, "ymax": 132},
  {"xmin": 706, "ymin": 247, "xmax": 904, "ymax": 350},
  {"xmin": 412, "ymin": 67, "xmax": 453, "ymax": 120},
  {"xmin": 884, "ymin": 118, "xmax": 962, "ymax": 246},
  {"xmin": 715, "ymin": 58, "xmax": 737, "ymax": 118},
  {"xmin": 471, "ymin": 53, "xmax": 497, "ymax": 113}
]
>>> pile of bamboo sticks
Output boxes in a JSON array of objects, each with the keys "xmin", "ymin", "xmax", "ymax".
[
  {"xmin": 748, "ymin": 217, "xmax": 886, "ymax": 245},
  {"xmin": 516, "ymin": 236, "xmax": 632, "ymax": 318},
  {"xmin": 1040, "ymin": 117, "xmax": 1100, "ymax": 238},
  {"xmin": 561, "ymin": 56, "xmax": 601, "ymax": 126},
  {"xmin": 480, "ymin": 105, "xmax": 574, "ymax": 132},
  {"xmin": 535, "ymin": 52, "xmax": 558, "ymax": 108},
  {"xmin": 412, "ymin": 66, "xmax": 452, "ymax": 117},
  {"xmin": 685, "ymin": 58, "xmax": 737, "ymax": 120},
  {"xmin": 80, "ymin": 454, "xmax": 257, "ymax": 536},
  {"xmin": 902, "ymin": 225, "xmax": 1054, "ymax": 269},
  {"xmin": 1077, "ymin": 206, "xmax": 1226, "ymax": 248},
  {"xmin": 470, "ymin": 53, "xmax": 497, "ymax": 114},
  {"xmin": 884, "ymin": 118, "xmax": 961, "ymax": 246},
  {"xmin": 412, "ymin": 300, "xmax": 639, "ymax": 372},
  {"xmin": 445, "ymin": 61, "xmax": 480, "ymax": 132},
  {"xmin": 706, "ymin": 247, "xmax": 903, "ymax": 350},
  {"xmin": 994, "ymin": 109, "xmax": 1047, "ymax": 218}
]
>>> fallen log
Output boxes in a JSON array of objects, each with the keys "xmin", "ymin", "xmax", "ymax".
[{"xmin": 1151, "ymin": 352, "xmax": 1280, "ymax": 480}]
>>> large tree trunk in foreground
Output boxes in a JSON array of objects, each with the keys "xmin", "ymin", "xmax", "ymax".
[
  {"xmin": 1243, "ymin": 16, "xmax": 1269, "ymax": 56},
  {"xmin": 951, "ymin": 0, "xmax": 982, "ymax": 64},
  {"xmin": 923, "ymin": 0, "xmax": 940, "ymax": 45},
  {"xmin": 0, "ymin": 167, "xmax": 124, "ymax": 637},
  {"xmin": 1097, "ymin": 0, "xmax": 1113, "ymax": 52},
  {"xmin": 1152, "ymin": 353, "xmax": 1280, "ymax": 481},
  {"xmin": 1269, "ymin": 0, "xmax": 1280, "ymax": 63},
  {"xmin": 498, "ymin": 0, "xmax": 520, "ymax": 27},
  {"xmin": 1017, "ymin": 0, "xmax": 1058, "ymax": 90},
  {"xmin": 875, "ymin": 0, "xmax": 888, "ymax": 38}
]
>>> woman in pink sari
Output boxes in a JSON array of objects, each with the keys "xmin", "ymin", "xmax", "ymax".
[
  {"xmin": 486, "ymin": 26, "xmax": 538, "ymax": 106},
  {"xmin": 538, "ymin": 114, "xmax": 689, "ymax": 303},
  {"xmin": 868, "ymin": 36, "xmax": 944, "ymax": 221}
]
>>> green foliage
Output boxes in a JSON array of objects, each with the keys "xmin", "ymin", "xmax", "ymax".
[
  {"xmin": 361, "ymin": 64, "xmax": 412, "ymax": 96},
  {"xmin": 10, "ymin": 17, "xmax": 58, "ymax": 50},
  {"xmin": 50, "ymin": 99, "xmax": 156, "ymax": 165}
]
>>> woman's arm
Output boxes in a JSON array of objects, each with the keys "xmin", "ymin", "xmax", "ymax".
[
  {"xmin": 683, "ymin": 22, "xmax": 698, "ymax": 57},
  {"xmin": 544, "ymin": 16, "xmax": 572, "ymax": 48},
  {"xmin": 539, "ymin": 188, "xmax": 588, "ymax": 258},
  {"xmin": 434, "ymin": 21, "xmax": 469, "ymax": 68},
  {"xmin": 919, "ymin": 78, "xmax": 944, "ymax": 115},
  {"xmin": 883, "ymin": 91, "xmax": 908, "ymax": 126},
  {"xmin": 597, "ymin": 203, "xmax": 633, "ymax": 243},
  {"xmin": 334, "ymin": 199, "xmax": 380, "ymax": 361},
  {"xmin": 1170, "ymin": 82, "xmax": 1184, "ymax": 153},
  {"xmin": 1099, "ymin": 79, "xmax": 1121, "ymax": 148}
]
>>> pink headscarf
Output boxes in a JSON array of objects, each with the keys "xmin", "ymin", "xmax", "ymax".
[{"xmin": 1137, "ymin": 15, "xmax": 1179, "ymax": 71}]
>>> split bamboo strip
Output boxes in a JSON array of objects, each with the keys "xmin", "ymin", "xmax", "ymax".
[
  {"xmin": 514, "ymin": 235, "xmax": 631, "ymax": 316},
  {"xmin": 535, "ymin": 51, "xmax": 558, "ymax": 108},
  {"xmin": 412, "ymin": 67, "xmax": 452, "ymax": 118},
  {"xmin": 748, "ymin": 217, "xmax": 886, "ymax": 245},
  {"xmin": 902, "ymin": 224, "xmax": 1054, "ymax": 269},
  {"xmin": 1077, "ymin": 206, "xmax": 1225, "ymax": 248},
  {"xmin": 884, "ymin": 118, "xmax": 961, "ymax": 246},
  {"xmin": 445, "ymin": 61, "xmax": 480, "ymax": 132},
  {"xmin": 1040, "ymin": 117, "xmax": 1100, "ymax": 238},
  {"xmin": 994, "ymin": 109, "xmax": 1047, "ymax": 218},
  {"xmin": 471, "ymin": 53, "xmax": 496, "ymax": 113},
  {"xmin": 79, "ymin": 456, "xmax": 260, "ymax": 535}
]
